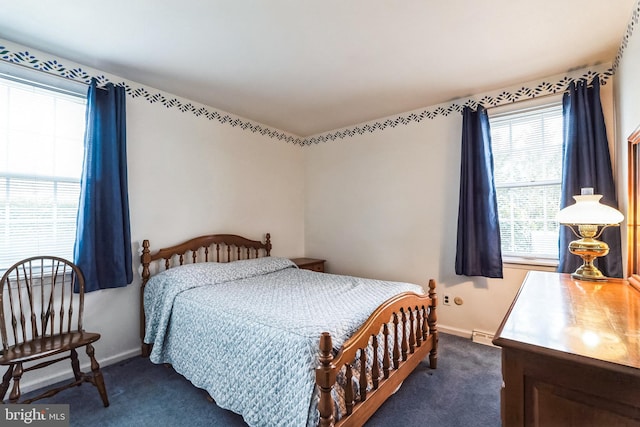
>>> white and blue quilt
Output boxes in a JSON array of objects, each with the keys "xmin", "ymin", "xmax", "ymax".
[{"xmin": 144, "ymin": 256, "xmax": 424, "ymax": 427}]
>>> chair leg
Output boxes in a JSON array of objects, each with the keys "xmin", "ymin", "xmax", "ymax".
[
  {"xmin": 9, "ymin": 362, "xmax": 23, "ymax": 403},
  {"xmin": 70, "ymin": 348, "xmax": 82, "ymax": 382},
  {"xmin": 0, "ymin": 365, "xmax": 14, "ymax": 401},
  {"xmin": 86, "ymin": 344, "xmax": 109, "ymax": 407}
]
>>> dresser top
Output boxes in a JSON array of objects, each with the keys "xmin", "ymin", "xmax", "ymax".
[{"xmin": 493, "ymin": 271, "xmax": 640, "ymax": 372}]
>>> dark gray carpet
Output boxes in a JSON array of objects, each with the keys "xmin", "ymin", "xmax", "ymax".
[{"xmin": 22, "ymin": 333, "xmax": 502, "ymax": 426}]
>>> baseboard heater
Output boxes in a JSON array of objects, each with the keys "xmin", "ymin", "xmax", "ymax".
[{"xmin": 471, "ymin": 330, "xmax": 498, "ymax": 347}]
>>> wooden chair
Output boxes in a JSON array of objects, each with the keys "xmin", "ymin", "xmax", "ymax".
[{"xmin": 0, "ymin": 256, "xmax": 109, "ymax": 406}]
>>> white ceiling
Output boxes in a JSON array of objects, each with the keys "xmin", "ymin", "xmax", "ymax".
[{"xmin": 0, "ymin": 1, "xmax": 635, "ymax": 137}]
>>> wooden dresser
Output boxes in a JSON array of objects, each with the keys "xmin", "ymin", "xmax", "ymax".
[{"xmin": 493, "ymin": 271, "xmax": 640, "ymax": 426}]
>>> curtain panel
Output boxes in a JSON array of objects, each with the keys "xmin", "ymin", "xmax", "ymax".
[
  {"xmin": 558, "ymin": 79, "xmax": 623, "ymax": 278},
  {"xmin": 455, "ymin": 106, "xmax": 503, "ymax": 278},
  {"xmin": 74, "ymin": 79, "xmax": 133, "ymax": 292}
]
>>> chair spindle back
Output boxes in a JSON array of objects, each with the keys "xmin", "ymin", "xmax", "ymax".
[{"xmin": 0, "ymin": 256, "xmax": 86, "ymax": 352}]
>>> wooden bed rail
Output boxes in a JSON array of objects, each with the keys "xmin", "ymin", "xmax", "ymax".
[
  {"xmin": 139, "ymin": 233, "xmax": 272, "ymax": 357},
  {"xmin": 316, "ymin": 280, "xmax": 438, "ymax": 427}
]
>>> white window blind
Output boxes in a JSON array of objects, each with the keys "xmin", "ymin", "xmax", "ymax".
[
  {"xmin": 490, "ymin": 101, "xmax": 563, "ymax": 263},
  {"xmin": 0, "ymin": 75, "xmax": 86, "ymax": 271}
]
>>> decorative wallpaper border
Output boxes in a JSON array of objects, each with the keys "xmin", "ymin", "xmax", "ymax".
[
  {"xmin": 0, "ymin": 44, "xmax": 305, "ymax": 146},
  {"xmin": 612, "ymin": 0, "xmax": 640, "ymax": 74},
  {"xmin": 305, "ymin": 68, "xmax": 612, "ymax": 145},
  {"xmin": 1, "ymin": 0, "xmax": 638, "ymax": 148}
]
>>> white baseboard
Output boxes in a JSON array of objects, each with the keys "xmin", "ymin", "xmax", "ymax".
[
  {"xmin": 438, "ymin": 325, "xmax": 499, "ymax": 348},
  {"xmin": 438, "ymin": 324, "xmax": 472, "ymax": 339},
  {"xmin": 471, "ymin": 329, "xmax": 498, "ymax": 347},
  {"xmin": 17, "ymin": 347, "xmax": 141, "ymax": 394}
]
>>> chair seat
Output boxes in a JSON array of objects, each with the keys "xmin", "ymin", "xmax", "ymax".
[{"xmin": 0, "ymin": 331, "xmax": 101, "ymax": 365}]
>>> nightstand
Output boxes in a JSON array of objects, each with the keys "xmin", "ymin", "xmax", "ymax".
[{"xmin": 290, "ymin": 258, "xmax": 325, "ymax": 273}]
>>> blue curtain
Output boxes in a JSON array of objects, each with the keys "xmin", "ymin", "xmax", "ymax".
[
  {"xmin": 558, "ymin": 79, "xmax": 622, "ymax": 278},
  {"xmin": 455, "ymin": 106, "xmax": 503, "ymax": 278},
  {"xmin": 74, "ymin": 79, "xmax": 133, "ymax": 292}
]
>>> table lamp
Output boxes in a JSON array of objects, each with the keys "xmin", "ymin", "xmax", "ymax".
[{"xmin": 556, "ymin": 188, "xmax": 624, "ymax": 281}]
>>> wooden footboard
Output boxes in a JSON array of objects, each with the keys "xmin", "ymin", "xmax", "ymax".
[{"xmin": 316, "ymin": 280, "xmax": 437, "ymax": 427}]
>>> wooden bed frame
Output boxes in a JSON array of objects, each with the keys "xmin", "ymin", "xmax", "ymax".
[{"xmin": 139, "ymin": 233, "xmax": 438, "ymax": 427}]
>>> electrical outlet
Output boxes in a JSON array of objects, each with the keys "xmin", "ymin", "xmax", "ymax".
[{"xmin": 443, "ymin": 294, "xmax": 451, "ymax": 306}]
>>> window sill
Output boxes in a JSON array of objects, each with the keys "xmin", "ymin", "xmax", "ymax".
[{"xmin": 503, "ymin": 256, "xmax": 558, "ymax": 271}]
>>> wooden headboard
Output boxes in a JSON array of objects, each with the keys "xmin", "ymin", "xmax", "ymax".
[
  {"xmin": 140, "ymin": 233, "xmax": 271, "ymax": 286},
  {"xmin": 139, "ymin": 232, "xmax": 272, "ymax": 356}
]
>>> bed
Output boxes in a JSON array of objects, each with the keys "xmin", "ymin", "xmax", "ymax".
[{"xmin": 140, "ymin": 232, "xmax": 438, "ymax": 427}]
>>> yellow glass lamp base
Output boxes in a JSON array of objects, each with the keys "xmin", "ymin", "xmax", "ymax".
[{"xmin": 568, "ymin": 237, "xmax": 609, "ymax": 281}]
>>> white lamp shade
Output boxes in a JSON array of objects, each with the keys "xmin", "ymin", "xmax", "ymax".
[{"xmin": 556, "ymin": 194, "xmax": 624, "ymax": 225}]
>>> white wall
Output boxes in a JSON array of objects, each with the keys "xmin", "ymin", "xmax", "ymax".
[
  {"xmin": 304, "ymin": 111, "xmax": 521, "ymax": 337},
  {"xmin": 0, "ymin": 40, "xmax": 306, "ymax": 392},
  {"xmin": 304, "ymin": 73, "xmax": 616, "ymax": 339},
  {"xmin": 126, "ymin": 94, "xmax": 306, "ymax": 257}
]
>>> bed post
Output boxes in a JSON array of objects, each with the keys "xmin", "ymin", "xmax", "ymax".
[
  {"xmin": 427, "ymin": 278, "xmax": 438, "ymax": 369},
  {"xmin": 265, "ymin": 233, "xmax": 272, "ymax": 256},
  {"xmin": 316, "ymin": 332, "xmax": 336, "ymax": 427},
  {"xmin": 140, "ymin": 240, "xmax": 152, "ymax": 357}
]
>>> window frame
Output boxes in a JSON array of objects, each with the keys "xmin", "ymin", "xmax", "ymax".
[
  {"xmin": 488, "ymin": 95, "xmax": 564, "ymax": 268},
  {"xmin": 0, "ymin": 65, "xmax": 87, "ymax": 273}
]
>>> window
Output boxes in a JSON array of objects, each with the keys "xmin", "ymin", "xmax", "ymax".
[
  {"xmin": 0, "ymin": 75, "xmax": 86, "ymax": 271},
  {"xmin": 489, "ymin": 100, "xmax": 563, "ymax": 265}
]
